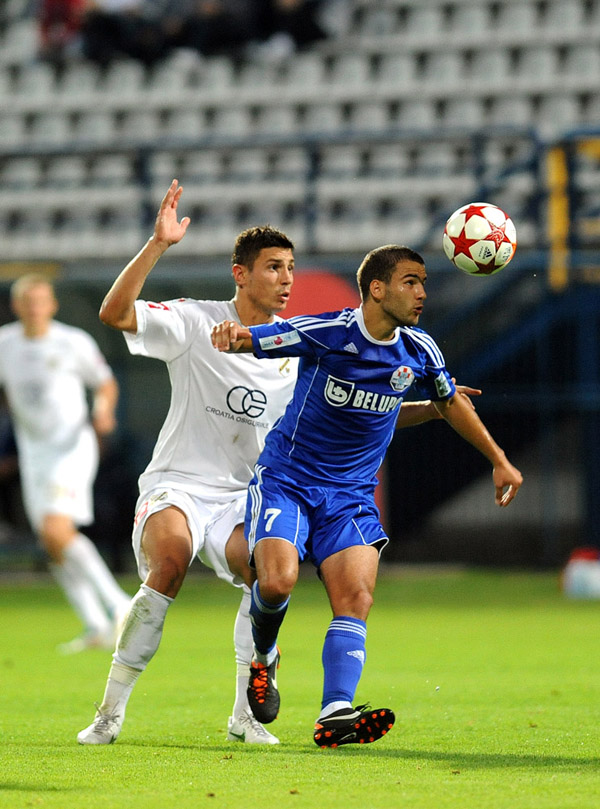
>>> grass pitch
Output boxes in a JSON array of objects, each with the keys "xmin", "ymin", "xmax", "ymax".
[{"xmin": 1, "ymin": 567, "xmax": 599, "ymax": 809}]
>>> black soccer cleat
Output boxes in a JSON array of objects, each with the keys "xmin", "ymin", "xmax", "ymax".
[
  {"xmin": 247, "ymin": 647, "xmax": 280, "ymax": 724},
  {"xmin": 313, "ymin": 704, "xmax": 395, "ymax": 748}
]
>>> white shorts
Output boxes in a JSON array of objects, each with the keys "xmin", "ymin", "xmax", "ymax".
[
  {"xmin": 19, "ymin": 425, "xmax": 98, "ymax": 531},
  {"xmin": 132, "ymin": 486, "xmax": 247, "ymax": 587}
]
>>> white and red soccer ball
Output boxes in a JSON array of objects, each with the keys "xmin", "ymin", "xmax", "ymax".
[{"xmin": 443, "ymin": 202, "xmax": 517, "ymax": 276}]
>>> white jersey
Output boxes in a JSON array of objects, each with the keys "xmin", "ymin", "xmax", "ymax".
[
  {"xmin": 124, "ymin": 298, "xmax": 298, "ymax": 497},
  {"xmin": 0, "ymin": 320, "xmax": 114, "ymax": 451}
]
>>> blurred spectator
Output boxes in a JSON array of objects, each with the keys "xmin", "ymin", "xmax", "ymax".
[
  {"xmin": 260, "ymin": 0, "xmax": 326, "ymax": 50},
  {"xmin": 38, "ymin": 0, "xmax": 85, "ymax": 63},
  {"xmin": 160, "ymin": 0, "xmax": 260, "ymax": 59},
  {"xmin": 81, "ymin": 0, "xmax": 169, "ymax": 66}
]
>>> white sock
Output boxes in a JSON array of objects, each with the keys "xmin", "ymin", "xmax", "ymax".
[
  {"xmin": 49, "ymin": 559, "xmax": 111, "ymax": 637},
  {"xmin": 232, "ymin": 587, "xmax": 253, "ymax": 718},
  {"xmin": 113, "ymin": 583, "xmax": 172, "ymax": 670},
  {"xmin": 64, "ymin": 533, "xmax": 130, "ymax": 616},
  {"xmin": 99, "ymin": 660, "xmax": 141, "ymax": 720},
  {"xmin": 319, "ymin": 701, "xmax": 353, "ymax": 721}
]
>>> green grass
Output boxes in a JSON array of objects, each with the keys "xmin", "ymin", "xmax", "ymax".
[{"xmin": 1, "ymin": 568, "xmax": 599, "ymax": 809}]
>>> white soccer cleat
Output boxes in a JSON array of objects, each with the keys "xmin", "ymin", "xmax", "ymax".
[
  {"xmin": 227, "ymin": 709, "xmax": 280, "ymax": 745},
  {"xmin": 77, "ymin": 705, "xmax": 122, "ymax": 745},
  {"xmin": 57, "ymin": 630, "xmax": 114, "ymax": 655}
]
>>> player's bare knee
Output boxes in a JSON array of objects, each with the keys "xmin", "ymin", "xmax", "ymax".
[
  {"xmin": 258, "ymin": 569, "xmax": 296, "ymax": 604},
  {"xmin": 335, "ymin": 588, "xmax": 373, "ymax": 620},
  {"xmin": 145, "ymin": 553, "xmax": 188, "ymax": 598}
]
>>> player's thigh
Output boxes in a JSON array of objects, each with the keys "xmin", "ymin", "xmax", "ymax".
[
  {"xmin": 140, "ymin": 505, "xmax": 194, "ymax": 592},
  {"xmin": 320, "ymin": 544, "xmax": 379, "ymax": 620}
]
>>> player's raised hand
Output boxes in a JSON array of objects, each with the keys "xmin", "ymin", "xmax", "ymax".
[
  {"xmin": 154, "ymin": 180, "xmax": 190, "ymax": 246},
  {"xmin": 453, "ymin": 379, "xmax": 481, "ymax": 411},
  {"xmin": 493, "ymin": 458, "xmax": 523, "ymax": 507},
  {"xmin": 211, "ymin": 320, "xmax": 252, "ymax": 353}
]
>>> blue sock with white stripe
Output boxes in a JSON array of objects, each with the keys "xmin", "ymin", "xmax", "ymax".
[
  {"xmin": 320, "ymin": 616, "xmax": 367, "ymax": 714},
  {"xmin": 249, "ymin": 580, "xmax": 289, "ymax": 661}
]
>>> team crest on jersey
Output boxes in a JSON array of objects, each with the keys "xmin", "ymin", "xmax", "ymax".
[
  {"xmin": 435, "ymin": 371, "xmax": 452, "ymax": 398},
  {"xmin": 390, "ymin": 366, "xmax": 414, "ymax": 392},
  {"xmin": 324, "ymin": 375, "xmax": 355, "ymax": 407}
]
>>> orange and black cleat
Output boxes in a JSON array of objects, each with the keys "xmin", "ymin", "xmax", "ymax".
[
  {"xmin": 247, "ymin": 647, "xmax": 281, "ymax": 724},
  {"xmin": 313, "ymin": 704, "xmax": 395, "ymax": 748}
]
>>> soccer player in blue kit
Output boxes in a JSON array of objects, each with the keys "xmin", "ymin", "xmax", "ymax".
[{"xmin": 211, "ymin": 244, "xmax": 523, "ymax": 748}]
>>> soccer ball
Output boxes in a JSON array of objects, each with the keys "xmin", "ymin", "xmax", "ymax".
[{"xmin": 442, "ymin": 202, "xmax": 517, "ymax": 276}]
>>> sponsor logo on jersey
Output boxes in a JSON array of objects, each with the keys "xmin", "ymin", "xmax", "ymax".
[
  {"xmin": 324, "ymin": 375, "xmax": 401, "ymax": 413},
  {"xmin": 434, "ymin": 372, "xmax": 453, "ymax": 398},
  {"xmin": 390, "ymin": 365, "xmax": 414, "ymax": 392},
  {"xmin": 325, "ymin": 376, "xmax": 355, "ymax": 406},
  {"xmin": 259, "ymin": 330, "xmax": 301, "ymax": 350},
  {"xmin": 226, "ymin": 385, "xmax": 267, "ymax": 418},
  {"xmin": 343, "ymin": 342, "xmax": 358, "ymax": 354}
]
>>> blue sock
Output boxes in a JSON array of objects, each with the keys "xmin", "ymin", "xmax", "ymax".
[
  {"xmin": 249, "ymin": 581, "xmax": 289, "ymax": 657},
  {"xmin": 321, "ymin": 616, "xmax": 367, "ymax": 712}
]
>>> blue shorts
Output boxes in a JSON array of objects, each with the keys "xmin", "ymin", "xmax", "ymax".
[{"xmin": 245, "ymin": 464, "xmax": 389, "ymax": 569}]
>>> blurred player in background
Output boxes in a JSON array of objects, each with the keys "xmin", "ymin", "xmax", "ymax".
[
  {"xmin": 212, "ymin": 244, "xmax": 523, "ymax": 748},
  {"xmin": 0, "ymin": 274, "xmax": 128, "ymax": 653},
  {"xmin": 77, "ymin": 180, "xmax": 297, "ymax": 746}
]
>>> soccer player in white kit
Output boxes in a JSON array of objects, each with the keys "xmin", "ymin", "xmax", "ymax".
[
  {"xmin": 77, "ymin": 180, "xmax": 297, "ymax": 746},
  {"xmin": 0, "ymin": 274, "xmax": 129, "ymax": 653}
]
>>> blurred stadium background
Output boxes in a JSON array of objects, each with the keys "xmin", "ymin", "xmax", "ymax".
[{"xmin": 0, "ymin": 0, "xmax": 599, "ymax": 573}]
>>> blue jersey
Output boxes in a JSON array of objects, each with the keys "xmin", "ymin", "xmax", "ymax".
[{"xmin": 250, "ymin": 306, "xmax": 455, "ymax": 492}]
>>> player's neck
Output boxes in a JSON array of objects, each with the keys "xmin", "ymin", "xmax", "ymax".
[
  {"xmin": 21, "ymin": 320, "xmax": 51, "ymax": 339},
  {"xmin": 361, "ymin": 304, "xmax": 396, "ymax": 342},
  {"xmin": 231, "ymin": 298, "xmax": 274, "ymax": 327}
]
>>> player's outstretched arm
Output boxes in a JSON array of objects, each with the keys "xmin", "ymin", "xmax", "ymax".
[
  {"xmin": 99, "ymin": 180, "xmax": 191, "ymax": 333},
  {"xmin": 395, "ymin": 382, "xmax": 482, "ymax": 429},
  {"xmin": 92, "ymin": 377, "xmax": 119, "ymax": 436},
  {"xmin": 434, "ymin": 391, "xmax": 522, "ymax": 506},
  {"xmin": 211, "ymin": 320, "xmax": 253, "ymax": 353}
]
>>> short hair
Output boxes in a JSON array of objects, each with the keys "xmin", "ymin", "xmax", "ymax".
[
  {"xmin": 232, "ymin": 225, "xmax": 294, "ymax": 269},
  {"xmin": 10, "ymin": 273, "xmax": 55, "ymax": 303},
  {"xmin": 356, "ymin": 245, "xmax": 424, "ymax": 301}
]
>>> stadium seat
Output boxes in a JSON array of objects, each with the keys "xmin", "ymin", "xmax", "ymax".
[
  {"xmin": 90, "ymin": 154, "xmax": 135, "ymax": 186},
  {"xmin": 542, "ymin": 0, "xmax": 586, "ymax": 31},
  {"xmin": 398, "ymin": 99, "xmax": 437, "ymax": 130},
  {"xmin": 448, "ymin": 3, "xmax": 491, "ymax": 35},
  {"xmin": 319, "ymin": 144, "xmax": 365, "ymax": 177},
  {"xmin": 45, "ymin": 155, "xmax": 88, "ymax": 188},
  {"xmin": 59, "ymin": 60, "xmax": 102, "ymax": 100},
  {"xmin": 442, "ymin": 98, "xmax": 486, "ymax": 129},
  {"xmin": 404, "ymin": 5, "xmax": 445, "ymax": 37},
  {"xmin": 301, "ymin": 102, "xmax": 346, "ymax": 134},
  {"xmin": 73, "ymin": 110, "xmax": 117, "ymax": 144},
  {"xmin": 28, "ymin": 112, "xmax": 72, "ymax": 146},
  {"xmin": 377, "ymin": 53, "xmax": 417, "ymax": 88},
  {"xmin": 282, "ymin": 51, "xmax": 327, "ymax": 87},
  {"xmin": 367, "ymin": 143, "xmax": 410, "ymax": 176},
  {"xmin": 256, "ymin": 104, "xmax": 299, "ymax": 136},
  {"xmin": 329, "ymin": 53, "xmax": 372, "ymax": 88},
  {"xmin": 496, "ymin": 1, "xmax": 539, "ymax": 36},
  {"xmin": 348, "ymin": 101, "xmax": 391, "ymax": 132},
  {"xmin": 13, "ymin": 61, "xmax": 57, "ymax": 100},
  {"xmin": 0, "ymin": 157, "xmax": 43, "ymax": 188}
]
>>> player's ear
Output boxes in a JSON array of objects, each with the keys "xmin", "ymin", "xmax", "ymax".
[
  {"xmin": 232, "ymin": 263, "xmax": 248, "ymax": 287},
  {"xmin": 369, "ymin": 278, "xmax": 384, "ymax": 302}
]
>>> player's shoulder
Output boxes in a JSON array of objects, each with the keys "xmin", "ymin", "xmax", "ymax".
[
  {"xmin": 148, "ymin": 297, "xmax": 232, "ymax": 321},
  {"xmin": 289, "ymin": 307, "xmax": 356, "ymax": 332},
  {"xmin": 0, "ymin": 321, "xmax": 20, "ymax": 340},
  {"xmin": 399, "ymin": 325, "xmax": 446, "ymax": 366}
]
